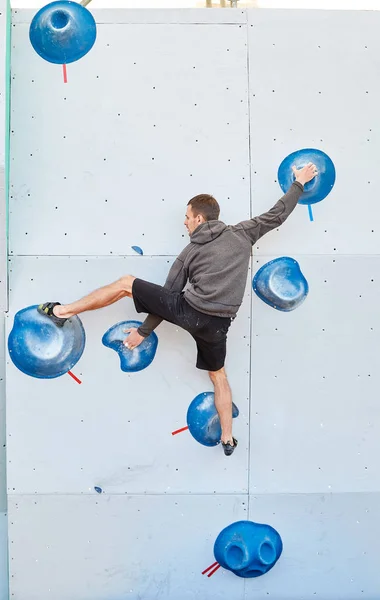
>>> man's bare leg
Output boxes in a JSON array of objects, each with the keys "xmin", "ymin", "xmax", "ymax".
[
  {"xmin": 53, "ymin": 275, "xmax": 136, "ymax": 319},
  {"xmin": 209, "ymin": 367, "xmax": 234, "ymax": 444}
]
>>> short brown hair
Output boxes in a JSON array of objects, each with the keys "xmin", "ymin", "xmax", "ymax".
[{"xmin": 187, "ymin": 194, "xmax": 220, "ymax": 221}]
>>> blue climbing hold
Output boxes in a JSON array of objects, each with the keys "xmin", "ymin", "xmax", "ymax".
[
  {"xmin": 8, "ymin": 305, "xmax": 85, "ymax": 378},
  {"xmin": 278, "ymin": 148, "xmax": 336, "ymax": 205},
  {"xmin": 214, "ymin": 520, "xmax": 283, "ymax": 578},
  {"xmin": 102, "ymin": 320, "xmax": 158, "ymax": 372},
  {"xmin": 253, "ymin": 257, "xmax": 308, "ymax": 312},
  {"xmin": 94, "ymin": 486, "xmax": 102, "ymax": 494},
  {"xmin": 131, "ymin": 246, "xmax": 143, "ymax": 256},
  {"xmin": 29, "ymin": 1, "xmax": 96, "ymax": 64},
  {"xmin": 186, "ymin": 392, "xmax": 239, "ymax": 447}
]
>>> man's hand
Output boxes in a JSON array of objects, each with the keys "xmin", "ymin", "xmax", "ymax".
[
  {"xmin": 292, "ymin": 162, "xmax": 318, "ymax": 186},
  {"xmin": 123, "ymin": 328, "xmax": 145, "ymax": 350}
]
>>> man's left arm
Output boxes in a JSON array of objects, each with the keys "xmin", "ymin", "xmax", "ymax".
[
  {"xmin": 136, "ymin": 256, "xmax": 188, "ymax": 337},
  {"xmin": 124, "ymin": 255, "xmax": 189, "ymax": 349}
]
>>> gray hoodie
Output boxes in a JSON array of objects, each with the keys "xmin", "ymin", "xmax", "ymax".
[{"xmin": 138, "ymin": 181, "xmax": 304, "ymax": 337}]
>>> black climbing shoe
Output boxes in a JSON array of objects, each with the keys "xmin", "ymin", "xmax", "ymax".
[
  {"xmin": 222, "ymin": 437, "xmax": 238, "ymax": 456},
  {"xmin": 37, "ymin": 302, "xmax": 67, "ymax": 328}
]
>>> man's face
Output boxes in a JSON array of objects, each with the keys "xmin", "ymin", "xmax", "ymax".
[{"xmin": 184, "ymin": 205, "xmax": 204, "ymax": 236}]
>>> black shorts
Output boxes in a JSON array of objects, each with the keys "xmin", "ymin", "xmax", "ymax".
[{"xmin": 132, "ymin": 278, "xmax": 231, "ymax": 371}]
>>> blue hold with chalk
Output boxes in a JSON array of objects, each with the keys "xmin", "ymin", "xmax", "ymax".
[
  {"xmin": 214, "ymin": 520, "xmax": 283, "ymax": 578},
  {"xmin": 186, "ymin": 392, "xmax": 239, "ymax": 447},
  {"xmin": 278, "ymin": 148, "xmax": 335, "ymax": 206},
  {"xmin": 253, "ymin": 257, "xmax": 308, "ymax": 312},
  {"xmin": 8, "ymin": 305, "xmax": 85, "ymax": 378},
  {"xmin": 102, "ymin": 320, "xmax": 158, "ymax": 373},
  {"xmin": 29, "ymin": 1, "xmax": 96, "ymax": 64}
]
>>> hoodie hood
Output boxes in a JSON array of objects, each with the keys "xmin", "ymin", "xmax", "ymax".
[{"xmin": 190, "ymin": 220, "xmax": 227, "ymax": 245}]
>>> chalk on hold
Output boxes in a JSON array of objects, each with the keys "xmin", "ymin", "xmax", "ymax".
[
  {"xmin": 8, "ymin": 305, "xmax": 85, "ymax": 378},
  {"xmin": 102, "ymin": 320, "xmax": 158, "ymax": 372},
  {"xmin": 213, "ymin": 520, "xmax": 283, "ymax": 578},
  {"xmin": 131, "ymin": 246, "xmax": 143, "ymax": 256},
  {"xmin": 253, "ymin": 257, "xmax": 308, "ymax": 312},
  {"xmin": 278, "ymin": 148, "xmax": 336, "ymax": 205},
  {"xmin": 29, "ymin": 1, "xmax": 97, "ymax": 64},
  {"xmin": 186, "ymin": 392, "xmax": 239, "ymax": 446}
]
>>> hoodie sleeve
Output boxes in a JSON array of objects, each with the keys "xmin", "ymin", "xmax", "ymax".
[
  {"xmin": 137, "ymin": 256, "xmax": 189, "ymax": 338},
  {"xmin": 236, "ymin": 182, "xmax": 304, "ymax": 245}
]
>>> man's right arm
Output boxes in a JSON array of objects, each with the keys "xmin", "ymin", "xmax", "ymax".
[
  {"xmin": 236, "ymin": 182, "xmax": 304, "ymax": 245},
  {"xmin": 235, "ymin": 162, "xmax": 318, "ymax": 245},
  {"xmin": 137, "ymin": 255, "xmax": 189, "ymax": 338}
]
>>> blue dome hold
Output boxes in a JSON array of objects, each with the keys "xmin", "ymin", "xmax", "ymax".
[
  {"xmin": 29, "ymin": 1, "xmax": 96, "ymax": 64},
  {"xmin": 278, "ymin": 148, "xmax": 336, "ymax": 205},
  {"xmin": 102, "ymin": 320, "xmax": 158, "ymax": 373},
  {"xmin": 253, "ymin": 257, "xmax": 308, "ymax": 312},
  {"xmin": 186, "ymin": 392, "xmax": 239, "ymax": 447},
  {"xmin": 8, "ymin": 305, "xmax": 85, "ymax": 378},
  {"xmin": 214, "ymin": 521, "xmax": 283, "ymax": 578}
]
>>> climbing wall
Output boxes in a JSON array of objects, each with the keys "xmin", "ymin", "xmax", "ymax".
[
  {"xmin": 5, "ymin": 6, "xmax": 380, "ymax": 600},
  {"xmin": 7, "ymin": 8, "xmax": 251, "ymax": 600},
  {"xmin": 248, "ymin": 9, "xmax": 380, "ymax": 598},
  {"xmin": 0, "ymin": 1, "xmax": 9, "ymax": 599},
  {"xmin": 0, "ymin": 314, "xmax": 7, "ymax": 600},
  {"xmin": 0, "ymin": 0, "xmax": 7, "ymax": 313}
]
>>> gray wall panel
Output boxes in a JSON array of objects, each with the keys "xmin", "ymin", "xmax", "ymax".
[
  {"xmin": 9, "ymin": 22, "xmax": 250, "ymax": 257},
  {"xmin": 8, "ymin": 494, "xmax": 247, "ymax": 600},
  {"xmin": 0, "ymin": 0, "xmax": 8, "ymax": 310},
  {"xmin": 0, "ymin": 317, "xmax": 8, "ymax": 598},
  {"xmin": 7, "ymin": 256, "xmax": 250, "ymax": 495},
  {"xmin": 0, "ymin": 316, "xmax": 6, "ymax": 512},
  {"xmin": 0, "ymin": 2, "xmax": 9, "ymax": 598},
  {"xmin": 250, "ymin": 256, "xmax": 380, "ymax": 494},
  {"xmin": 0, "ymin": 512, "xmax": 7, "ymax": 600},
  {"xmin": 251, "ymin": 255, "xmax": 380, "ymax": 337},
  {"xmin": 248, "ymin": 9, "xmax": 380, "ymax": 256},
  {"xmin": 13, "ymin": 8, "xmax": 247, "ymax": 24},
  {"xmin": 246, "ymin": 492, "xmax": 380, "ymax": 599}
]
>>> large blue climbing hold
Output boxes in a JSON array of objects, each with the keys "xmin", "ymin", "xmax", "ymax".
[
  {"xmin": 186, "ymin": 392, "xmax": 239, "ymax": 447},
  {"xmin": 278, "ymin": 148, "xmax": 336, "ymax": 205},
  {"xmin": 102, "ymin": 320, "xmax": 158, "ymax": 373},
  {"xmin": 253, "ymin": 257, "xmax": 308, "ymax": 312},
  {"xmin": 29, "ymin": 1, "xmax": 96, "ymax": 64},
  {"xmin": 8, "ymin": 305, "xmax": 85, "ymax": 378},
  {"xmin": 214, "ymin": 521, "xmax": 283, "ymax": 578}
]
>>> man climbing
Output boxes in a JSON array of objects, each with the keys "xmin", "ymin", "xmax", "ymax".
[{"xmin": 38, "ymin": 163, "xmax": 317, "ymax": 456}]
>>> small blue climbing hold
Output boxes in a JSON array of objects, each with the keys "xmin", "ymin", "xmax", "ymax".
[
  {"xmin": 186, "ymin": 392, "xmax": 239, "ymax": 447},
  {"xmin": 214, "ymin": 520, "xmax": 283, "ymax": 578},
  {"xmin": 131, "ymin": 246, "xmax": 143, "ymax": 256},
  {"xmin": 29, "ymin": 1, "xmax": 97, "ymax": 64},
  {"xmin": 102, "ymin": 320, "xmax": 158, "ymax": 372},
  {"xmin": 253, "ymin": 257, "xmax": 308, "ymax": 312},
  {"xmin": 278, "ymin": 148, "xmax": 336, "ymax": 205},
  {"xmin": 8, "ymin": 305, "xmax": 85, "ymax": 378},
  {"xmin": 94, "ymin": 486, "xmax": 102, "ymax": 494}
]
